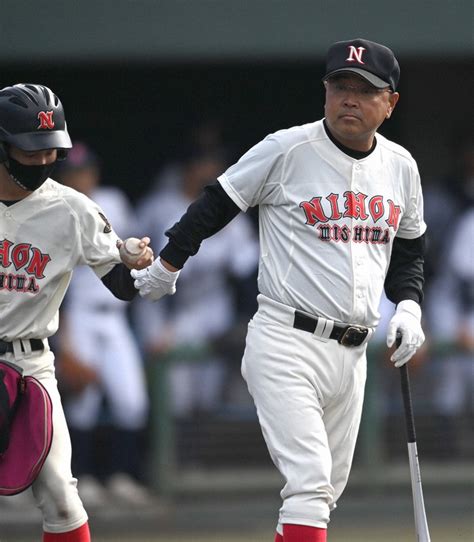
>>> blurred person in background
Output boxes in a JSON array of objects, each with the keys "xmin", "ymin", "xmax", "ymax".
[
  {"xmin": 424, "ymin": 203, "xmax": 474, "ymax": 458},
  {"xmin": 370, "ymin": 139, "xmax": 473, "ymax": 459},
  {"xmin": 55, "ymin": 142, "xmax": 153, "ymax": 507},
  {"xmin": 134, "ymin": 147, "xmax": 258, "ymax": 463},
  {"xmin": 423, "ymin": 138, "xmax": 474, "ymax": 287},
  {"xmin": 145, "ymin": 118, "xmax": 228, "ymax": 196}
]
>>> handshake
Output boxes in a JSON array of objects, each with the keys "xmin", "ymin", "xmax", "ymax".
[
  {"xmin": 130, "ymin": 258, "xmax": 180, "ymax": 301},
  {"xmin": 117, "ymin": 237, "xmax": 180, "ymax": 301}
]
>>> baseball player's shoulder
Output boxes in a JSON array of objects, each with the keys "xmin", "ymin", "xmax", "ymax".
[
  {"xmin": 267, "ymin": 119, "xmax": 325, "ymax": 152},
  {"xmin": 376, "ymin": 133, "xmax": 418, "ymax": 169},
  {"xmin": 44, "ymin": 179, "xmax": 104, "ymax": 223},
  {"xmin": 43, "ymin": 178, "xmax": 83, "ymax": 199}
]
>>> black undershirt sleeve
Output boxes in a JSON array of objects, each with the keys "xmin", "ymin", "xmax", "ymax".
[
  {"xmin": 160, "ymin": 181, "xmax": 241, "ymax": 269},
  {"xmin": 100, "ymin": 263, "xmax": 137, "ymax": 301},
  {"xmin": 384, "ymin": 234, "xmax": 426, "ymax": 305}
]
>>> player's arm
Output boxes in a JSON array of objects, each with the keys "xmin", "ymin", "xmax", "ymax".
[
  {"xmin": 384, "ymin": 233, "xmax": 425, "ymax": 305},
  {"xmin": 160, "ymin": 181, "xmax": 241, "ymax": 270},
  {"xmin": 385, "ymin": 233, "xmax": 426, "ymax": 366},
  {"xmin": 132, "ymin": 136, "xmax": 281, "ymax": 297},
  {"xmin": 101, "ymin": 263, "xmax": 138, "ymax": 300},
  {"xmin": 131, "ymin": 181, "xmax": 241, "ymax": 298}
]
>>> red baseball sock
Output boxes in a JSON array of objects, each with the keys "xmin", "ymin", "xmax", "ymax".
[
  {"xmin": 275, "ymin": 532, "xmax": 284, "ymax": 542},
  {"xmin": 43, "ymin": 522, "xmax": 91, "ymax": 542},
  {"xmin": 283, "ymin": 523, "xmax": 327, "ymax": 542}
]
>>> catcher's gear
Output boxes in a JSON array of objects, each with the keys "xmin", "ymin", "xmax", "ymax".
[{"xmin": 0, "ymin": 360, "xmax": 53, "ymax": 495}]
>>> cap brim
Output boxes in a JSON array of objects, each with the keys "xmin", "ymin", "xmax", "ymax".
[
  {"xmin": 324, "ymin": 67, "xmax": 390, "ymax": 89},
  {"xmin": 9, "ymin": 130, "xmax": 72, "ymax": 151}
]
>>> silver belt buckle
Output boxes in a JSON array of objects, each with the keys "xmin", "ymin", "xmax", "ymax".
[{"xmin": 339, "ymin": 325, "xmax": 368, "ymax": 346}]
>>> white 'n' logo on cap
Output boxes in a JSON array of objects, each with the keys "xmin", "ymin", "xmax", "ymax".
[{"xmin": 346, "ymin": 46, "xmax": 366, "ymax": 64}]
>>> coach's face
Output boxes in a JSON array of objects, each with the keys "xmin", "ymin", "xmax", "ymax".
[{"xmin": 324, "ymin": 74, "xmax": 399, "ymax": 152}]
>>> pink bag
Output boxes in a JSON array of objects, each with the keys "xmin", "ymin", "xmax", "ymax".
[{"xmin": 0, "ymin": 360, "xmax": 53, "ymax": 495}]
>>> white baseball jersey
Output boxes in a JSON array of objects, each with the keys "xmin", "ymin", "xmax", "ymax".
[
  {"xmin": 65, "ymin": 186, "xmax": 136, "ymax": 313},
  {"xmin": 0, "ymin": 178, "xmax": 121, "ymax": 341},
  {"xmin": 218, "ymin": 119, "xmax": 426, "ymax": 327}
]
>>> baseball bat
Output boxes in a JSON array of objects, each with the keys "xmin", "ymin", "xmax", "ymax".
[{"xmin": 398, "ymin": 352, "xmax": 431, "ymax": 542}]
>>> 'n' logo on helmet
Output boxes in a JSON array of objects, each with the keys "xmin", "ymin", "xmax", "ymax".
[
  {"xmin": 37, "ymin": 111, "xmax": 55, "ymax": 130},
  {"xmin": 346, "ymin": 46, "xmax": 366, "ymax": 64}
]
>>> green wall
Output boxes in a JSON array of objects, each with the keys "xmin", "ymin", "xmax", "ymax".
[{"xmin": 1, "ymin": 0, "xmax": 471, "ymax": 61}]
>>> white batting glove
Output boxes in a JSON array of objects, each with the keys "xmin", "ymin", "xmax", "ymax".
[
  {"xmin": 387, "ymin": 299, "xmax": 425, "ymax": 367},
  {"xmin": 131, "ymin": 258, "xmax": 180, "ymax": 301}
]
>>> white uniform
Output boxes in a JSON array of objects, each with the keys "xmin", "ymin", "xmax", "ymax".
[
  {"xmin": 0, "ymin": 178, "xmax": 121, "ymax": 533},
  {"xmin": 217, "ymin": 119, "xmax": 426, "ymax": 531},
  {"xmin": 63, "ymin": 186, "xmax": 148, "ymax": 432}
]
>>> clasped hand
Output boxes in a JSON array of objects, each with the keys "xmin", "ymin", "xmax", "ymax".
[{"xmin": 131, "ymin": 258, "xmax": 180, "ymax": 301}]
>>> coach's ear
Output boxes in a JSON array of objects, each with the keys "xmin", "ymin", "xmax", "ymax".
[{"xmin": 386, "ymin": 92, "xmax": 400, "ymax": 119}]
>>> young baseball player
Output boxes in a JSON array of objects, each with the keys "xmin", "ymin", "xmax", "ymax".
[
  {"xmin": 0, "ymin": 84, "xmax": 153, "ymax": 542},
  {"xmin": 132, "ymin": 39, "xmax": 426, "ymax": 542},
  {"xmin": 56, "ymin": 142, "xmax": 151, "ymax": 506}
]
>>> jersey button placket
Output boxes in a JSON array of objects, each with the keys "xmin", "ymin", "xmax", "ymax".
[
  {"xmin": 2, "ymin": 208, "xmax": 18, "ymax": 238},
  {"xmin": 351, "ymin": 161, "xmax": 370, "ymax": 321},
  {"xmin": 350, "ymin": 162, "xmax": 360, "ymax": 321},
  {"xmin": 352, "ymin": 163, "xmax": 361, "ymax": 192},
  {"xmin": 2, "ymin": 209, "xmax": 10, "ymax": 238},
  {"xmin": 353, "ymin": 269, "xmax": 366, "ymax": 319}
]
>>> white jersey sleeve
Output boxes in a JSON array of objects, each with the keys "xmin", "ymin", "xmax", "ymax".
[
  {"xmin": 394, "ymin": 156, "xmax": 426, "ymax": 239},
  {"xmin": 65, "ymin": 186, "xmax": 137, "ymax": 314},
  {"xmin": 218, "ymin": 135, "xmax": 285, "ymax": 211},
  {"xmin": 66, "ymin": 189, "xmax": 121, "ymax": 278}
]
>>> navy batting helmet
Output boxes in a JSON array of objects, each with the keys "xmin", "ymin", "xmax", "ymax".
[{"xmin": 0, "ymin": 84, "xmax": 72, "ymax": 163}]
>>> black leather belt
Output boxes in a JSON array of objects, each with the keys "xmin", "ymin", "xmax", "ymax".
[
  {"xmin": 293, "ymin": 311, "xmax": 369, "ymax": 347},
  {"xmin": 0, "ymin": 339, "xmax": 44, "ymax": 355}
]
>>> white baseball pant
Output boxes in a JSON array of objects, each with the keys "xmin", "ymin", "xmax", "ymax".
[
  {"xmin": 242, "ymin": 295, "xmax": 367, "ymax": 532},
  {"xmin": 3, "ymin": 341, "xmax": 88, "ymax": 533}
]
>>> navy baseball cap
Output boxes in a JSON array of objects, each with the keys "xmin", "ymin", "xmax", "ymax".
[{"xmin": 323, "ymin": 38, "xmax": 400, "ymax": 91}]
